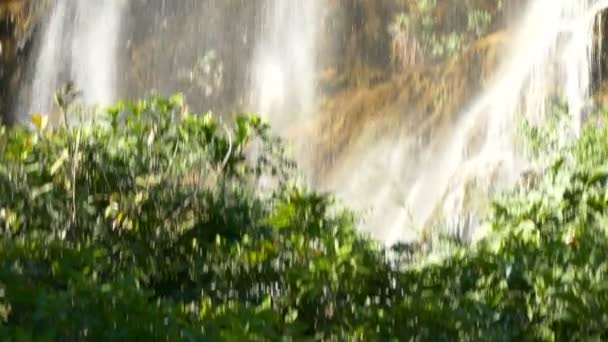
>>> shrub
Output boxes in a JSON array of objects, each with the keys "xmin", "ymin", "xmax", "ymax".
[{"xmin": 1, "ymin": 95, "xmax": 608, "ymax": 340}]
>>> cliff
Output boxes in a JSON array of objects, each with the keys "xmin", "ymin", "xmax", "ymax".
[
  {"xmin": 1, "ymin": 0, "xmax": 607, "ymax": 126},
  {"xmin": 0, "ymin": 0, "xmax": 48, "ymax": 121}
]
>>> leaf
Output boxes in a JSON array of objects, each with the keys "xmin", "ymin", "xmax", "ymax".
[
  {"xmin": 31, "ymin": 113, "xmax": 48, "ymax": 131},
  {"xmin": 50, "ymin": 149, "xmax": 69, "ymax": 175},
  {"xmin": 265, "ymin": 203, "xmax": 296, "ymax": 229},
  {"xmin": 170, "ymin": 93, "xmax": 185, "ymax": 107},
  {"xmin": 285, "ymin": 309, "xmax": 298, "ymax": 323},
  {"xmin": 550, "ymin": 157, "xmax": 565, "ymax": 178},
  {"xmin": 588, "ymin": 165, "xmax": 608, "ymax": 185},
  {"xmin": 236, "ymin": 116, "xmax": 251, "ymax": 146},
  {"xmin": 256, "ymin": 296, "xmax": 272, "ymax": 313},
  {"xmin": 135, "ymin": 174, "xmax": 161, "ymax": 188},
  {"xmin": 31, "ymin": 183, "xmax": 54, "ymax": 199}
]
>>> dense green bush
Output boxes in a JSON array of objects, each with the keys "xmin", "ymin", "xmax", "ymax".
[{"xmin": 1, "ymin": 95, "xmax": 608, "ymax": 340}]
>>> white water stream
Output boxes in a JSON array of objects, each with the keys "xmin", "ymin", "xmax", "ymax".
[
  {"xmin": 250, "ymin": 0, "xmax": 320, "ymax": 130},
  {"xmin": 336, "ymin": 0, "xmax": 608, "ymax": 245},
  {"xmin": 22, "ymin": 0, "xmax": 125, "ymax": 117},
  {"xmin": 409, "ymin": 0, "xmax": 606, "ymax": 240}
]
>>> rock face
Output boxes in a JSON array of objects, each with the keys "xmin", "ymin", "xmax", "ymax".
[
  {"xmin": 307, "ymin": 1, "xmax": 512, "ymax": 181},
  {"xmin": 0, "ymin": 0, "xmax": 25, "ymax": 119},
  {"xmin": 2, "ymin": 0, "xmax": 608, "ymax": 124},
  {"xmin": 122, "ymin": 0, "xmax": 262, "ymax": 114},
  {"xmin": 0, "ymin": 0, "xmax": 512, "ymax": 122},
  {"xmin": 0, "ymin": 0, "xmax": 49, "ymax": 122}
]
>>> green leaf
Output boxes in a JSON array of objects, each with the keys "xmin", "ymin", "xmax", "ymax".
[
  {"xmin": 256, "ymin": 297, "xmax": 272, "ymax": 313},
  {"xmin": 266, "ymin": 203, "xmax": 296, "ymax": 229},
  {"xmin": 285, "ymin": 309, "xmax": 298, "ymax": 323},
  {"xmin": 50, "ymin": 149, "xmax": 69, "ymax": 176},
  {"xmin": 588, "ymin": 165, "xmax": 608, "ymax": 185},
  {"xmin": 170, "ymin": 93, "xmax": 185, "ymax": 107},
  {"xmin": 31, "ymin": 183, "xmax": 54, "ymax": 199}
]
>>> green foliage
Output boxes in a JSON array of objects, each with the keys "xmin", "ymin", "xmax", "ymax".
[
  {"xmin": 2, "ymin": 95, "xmax": 608, "ymax": 340},
  {"xmin": 520, "ymin": 99, "xmax": 575, "ymax": 165},
  {"xmin": 467, "ymin": 9, "xmax": 493, "ymax": 37},
  {"xmin": 389, "ymin": 1, "xmax": 501, "ymax": 66}
]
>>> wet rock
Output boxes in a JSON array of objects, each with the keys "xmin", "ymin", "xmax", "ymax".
[{"xmin": 0, "ymin": 0, "xmax": 49, "ymax": 122}]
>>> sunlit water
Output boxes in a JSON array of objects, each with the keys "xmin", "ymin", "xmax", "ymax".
[
  {"xmin": 21, "ymin": 0, "xmax": 125, "ymax": 118},
  {"xmin": 331, "ymin": 0, "xmax": 608, "ymax": 245},
  {"xmin": 250, "ymin": 0, "xmax": 319, "ymax": 130}
]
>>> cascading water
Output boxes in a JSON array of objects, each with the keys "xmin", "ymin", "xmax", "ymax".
[
  {"xmin": 26, "ymin": 0, "xmax": 67, "ymax": 118},
  {"xmin": 250, "ymin": 0, "xmax": 319, "ymax": 130},
  {"xmin": 21, "ymin": 0, "xmax": 320, "ymax": 128},
  {"xmin": 408, "ymin": 0, "xmax": 606, "ymax": 241},
  {"xmin": 21, "ymin": 0, "xmax": 125, "ymax": 119},
  {"xmin": 248, "ymin": 0, "xmax": 321, "ymax": 185},
  {"xmin": 70, "ymin": 0, "xmax": 125, "ymax": 106},
  {"xmin": 331, "ymin": 0, "xmax": 608, "ymax": 246}
]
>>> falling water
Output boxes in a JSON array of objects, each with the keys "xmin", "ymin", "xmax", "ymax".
[
  {"xmin": 22, "ymin": 0, "xmax": 320, "ymax": 127},
  {"xmin": 407, "ymin": 0, "xmax": 605, "ymax": 246},
  {"xmin": 415, "ymin": 0, "xmax": 606, "ymax": 238},
  {"xmin": 22, "ymin": 0, "xmax": 125, "ymax": 118},
  {"xmin": 70, "ymin": 0, "xmax": 125, "ymax": 106},
  {"xmin": 250, "ymin": 0, "xmax": 319, "ymax": 130},
  {"xmin": 344, "ymin": 0, "xmax": 608, "ymax": 245},
  {"xmin": 26, "ymin": 0, "xmax": 67, "ymax": 117}
]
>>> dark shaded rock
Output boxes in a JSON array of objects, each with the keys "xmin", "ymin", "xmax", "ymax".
[{"xmin": 0, "ymin": 0, "xmax": 49, "ymax": 123}]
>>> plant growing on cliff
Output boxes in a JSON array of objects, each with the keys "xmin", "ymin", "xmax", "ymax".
[
  {"xmin": 389, "ymin": 13, "xmax": 424, "ymax": 71},
  {"xmin": 467, "ymin": 9, "xmax": 493, "ymax": 37},
  {"xmin": 389, "ymin": 2, "xmax": 499, "ymax": 66}
]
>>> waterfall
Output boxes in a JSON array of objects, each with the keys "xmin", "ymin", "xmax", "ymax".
[
  {"xmin": 250, "ymin": 0, "xmax": 319, "ymax": 130},
  {"xmin": 22, "ymin": 0, "xmax": 321, "ymax": 126},
  {"xmin": 26, "ymin": 0, "xmax": 67, "ymax": 118},
  {"xmin": 71, "ymin": 0, "xmax": 125, "ymax": 106},
  {"xmin": 21, "ymin": 0, "xmax": 125, "ymax": 119},
  {"xmin": 412, "ymin": 0, "xmax": 605, "ymax": 237},
  {"xmin": 328, "ymin": 0, "xmax": 607, "ymax": 245}
]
